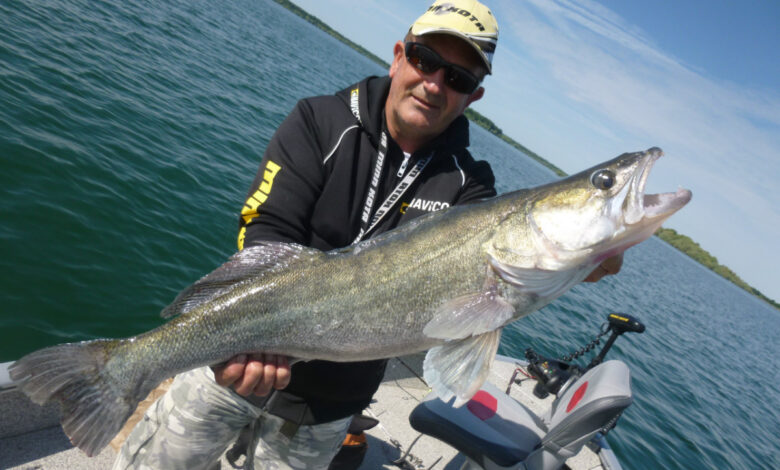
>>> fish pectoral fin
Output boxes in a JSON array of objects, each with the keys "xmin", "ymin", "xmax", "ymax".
[
  {"xmin": 489, "ymin": 254, "xmax": 586, "ymax": 299},
  {"xmin": 423, "ymin": 291, "xmax": 514, "ymax": 340},
  {"xmin": 161, "ymin": 242, "xmax": 323, "ymax": 318},
  {"xmin": 423, "ymin": 328, "xmax": 501, "ymax": 407}
]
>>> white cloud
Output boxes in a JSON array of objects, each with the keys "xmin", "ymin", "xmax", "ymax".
[
  {"xmin": 282, "ymin": 0, "xmax": 780, "ymax": 298},
  {"xmin": 485, "ymin": 0, "xmax": 780, "ymax": 298}
]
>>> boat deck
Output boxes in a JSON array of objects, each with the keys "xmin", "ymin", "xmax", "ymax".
[{"xmin": 0, "ymin": 356, "xmax": 606, "ymax": 469}]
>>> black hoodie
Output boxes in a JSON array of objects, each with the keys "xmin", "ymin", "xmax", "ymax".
[{"xmin": 237, "ymin": 75, "xmax": 496, "ymax": 423}]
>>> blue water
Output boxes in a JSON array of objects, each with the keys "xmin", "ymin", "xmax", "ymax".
[{"xmin": 1, "ymin": 1, "xmax": 778, "ymax": 468}]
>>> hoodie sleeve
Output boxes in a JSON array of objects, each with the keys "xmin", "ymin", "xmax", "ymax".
[{"xmin": 237, "ymin": 99, "xmax": 325, "ymax": 249}]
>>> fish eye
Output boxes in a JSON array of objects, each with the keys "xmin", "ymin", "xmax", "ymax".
[{"xmin": 591, "ymin": 169, "xmax": 616, "ymax": 190}]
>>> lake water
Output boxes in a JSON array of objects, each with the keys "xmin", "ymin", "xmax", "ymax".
[{"xmin": 1, "ymin": 1, "xmax": 778, "ymax": 468}]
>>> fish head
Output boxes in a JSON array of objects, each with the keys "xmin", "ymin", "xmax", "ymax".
[
  {"xmin": 528, "ymin": 147, "xmax": 691, "ymax": 268},
  {"xmin": 494, "ymin": 147, "xmax": 691, "ymax": 272}
]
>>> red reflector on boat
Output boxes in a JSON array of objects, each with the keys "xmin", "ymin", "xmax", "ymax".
[
  {"xmin": 467, "ymin": 390, "xmax": 498, "ymax": 420},
  {"xmin": 566, "ymin": 382, "xmax": 588, "ymax": 413}
]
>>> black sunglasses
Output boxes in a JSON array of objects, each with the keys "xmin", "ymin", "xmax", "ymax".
[{"xmin": 404, "ymin": 42, "xmax": 481, "ymax": 95}]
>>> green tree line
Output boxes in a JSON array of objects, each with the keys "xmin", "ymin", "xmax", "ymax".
[
  {"xmin": 463, "ymin": 109, "xmax": 567, "ymax": 177},
  {"xmin": 273, "ymin": 0, "xmax": 778, "ymax": 310},
  {"xmin": 272, "ymin": 0, "xmax": 390, "ymax": 70},
  {"xmin": 655, "ymin": 228, "xmax": 778, "ymax": 309}
]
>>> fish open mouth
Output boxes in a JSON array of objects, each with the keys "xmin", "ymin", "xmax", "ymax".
[
  {"xmin": 625, "ymin": 147, "xmax": 692, "ymax": 225},
  {"xmin": 643, "ymin": 189, "xmax": 691, "ymax": 217}
]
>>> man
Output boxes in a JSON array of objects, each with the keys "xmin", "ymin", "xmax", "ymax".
[{"xmin": 114, "ymin": 1, "xmax": 619, "ymax": 468}]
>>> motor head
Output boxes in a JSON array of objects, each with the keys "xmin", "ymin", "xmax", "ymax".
[{"xmin": 607, "ymin": 313, "xmax": 645, "ymax": 334}]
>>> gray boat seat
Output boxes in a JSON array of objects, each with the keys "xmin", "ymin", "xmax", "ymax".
[
  {"xmin": 409, "ymin": 360, "xmax": 633, "ymax": 469},
  {"xmin": 409, "ymin": 381, "xmax": 545, "ymax": 467}
]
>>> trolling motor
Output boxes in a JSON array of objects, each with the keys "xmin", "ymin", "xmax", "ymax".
[
  {"xmin": 410, "ymin": 312, "xmax": 646, "ymax": 470},
  {"xmin": 525, "ymin": 313, "xmax": 646, "ymax": 399},
  {"xmin": 588, "ymin": 313, "xmax": 645, "ymax": 367}
]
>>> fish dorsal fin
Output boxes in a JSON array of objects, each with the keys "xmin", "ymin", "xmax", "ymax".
[
  {"xmin": 423, "ymin": 328, "xmax": 502, "ymax": 407},
  {"xmin": 423, "ymin": 268, "xmax": 515, "ymax": 340},
  {"xmin": 488, "ymin": 254, "xmax": 587, "ymax": 299},
  {"xmin": 161, "ymin": 242, "xmax": 322, "ymax": 318}
]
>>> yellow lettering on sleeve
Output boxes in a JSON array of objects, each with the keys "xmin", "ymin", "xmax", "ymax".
[{"xmin": 237, "ymin": 160, "xmax": 282, "ymax": 250}]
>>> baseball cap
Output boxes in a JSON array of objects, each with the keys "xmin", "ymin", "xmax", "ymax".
[{"xmin": 410, "ymin": 0, "xmax": 499, "ymax": 74}]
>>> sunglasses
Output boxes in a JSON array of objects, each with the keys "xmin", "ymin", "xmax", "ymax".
[{"xmin": 404, "ymin": 42, "xmax": 481, "ymax": 95}]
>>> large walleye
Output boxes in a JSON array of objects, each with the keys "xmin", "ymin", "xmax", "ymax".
[{"xmin": 11, "ymin": 148, "xmax": 690, "ymax": 456}]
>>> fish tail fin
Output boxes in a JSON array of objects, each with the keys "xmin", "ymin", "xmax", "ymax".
[{"xmin": 9, "ymin": 339, "xmax": 140, "ymax": 456}]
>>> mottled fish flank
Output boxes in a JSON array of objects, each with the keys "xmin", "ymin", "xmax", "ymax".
[{"xmin": 10, "ymin": 148, "xmax": 691, "ymax": 456}]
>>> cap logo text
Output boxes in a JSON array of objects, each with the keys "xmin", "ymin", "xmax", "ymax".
[{"xmin": 427, "ymin": 4, "xmax": 486, "ymax": 32}]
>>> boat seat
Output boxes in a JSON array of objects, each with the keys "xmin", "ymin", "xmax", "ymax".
[{"xmin": 409, "ymin": 381, "xmax": 545, "ymax": 467}]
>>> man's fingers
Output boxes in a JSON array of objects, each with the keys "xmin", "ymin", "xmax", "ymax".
[
  {"xmin": 273, "ymin": 355, "xmax": 291, "ymax": 390},
  {"xmin": 602, "ymin": 252, "xmax": 624, "ymax": 275},
  {"xmin": 212, "ymin": 354, "xmax": 247, "ymax": 387},
  {"xmin": 212, "ymin": 353, "xmax": 292, "ymax": 396},
  {"xmin": 253, "ymin": 354, "xmax": 275, "ymax": 396},
  {"xmin": 252, "ymin": 355, "xmax": 292, "ymax": 396},
  {"xmin": 234, "ymin": 354, "xmax": 265, "ymax": 396},
  {"xmin": 583, "ymin": 253, "xmax": 624, "ymax": 283},
  {"xmin": 584, "ymin": 265, "xmax": 606, "ymax": 282}
]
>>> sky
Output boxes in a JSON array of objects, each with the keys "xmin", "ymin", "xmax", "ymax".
[{"xmin": 290, "ymin": 0, "xmax": 780, "ymax": 302}]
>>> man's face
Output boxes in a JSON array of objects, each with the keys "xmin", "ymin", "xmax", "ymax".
[{"xmin": 386, "ymin": 34, "xmax": 485, "ymax": 152}]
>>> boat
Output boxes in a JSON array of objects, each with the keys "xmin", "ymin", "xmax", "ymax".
[{"xmin": 0, "ymin": 347, "xmax": 626, "ymax": 469}]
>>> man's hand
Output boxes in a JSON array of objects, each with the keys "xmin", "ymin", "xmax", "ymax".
[
  {"xmin": 212, "ymin": 353, "xmax": 291, "ymax": 397},
  {"xmin": 583, "ymin": 253, "xmax": 624, "ymax": 283}
]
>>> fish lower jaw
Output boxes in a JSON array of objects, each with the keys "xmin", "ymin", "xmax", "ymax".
[{"xmin": 642, "ymin": 188, "xmax": 692, "ymax": 218}]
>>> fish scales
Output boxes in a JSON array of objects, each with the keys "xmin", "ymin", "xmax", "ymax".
[{"xmin": 142, "ymin": 196, "xmax": 505, "ymax": 367}]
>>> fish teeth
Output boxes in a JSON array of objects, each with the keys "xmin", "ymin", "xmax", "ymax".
[{"xmin": 626, "ymin": 148, "xmax": 662, "ymax": 224}]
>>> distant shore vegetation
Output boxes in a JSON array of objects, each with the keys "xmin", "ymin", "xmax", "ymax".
[
  {"xmin": 655, "ymin": 228, "xmax": 778, "ymax": 309},
  {"xmin": 273, "ymin": 0, "xmax": 778, "ymax": 310}
]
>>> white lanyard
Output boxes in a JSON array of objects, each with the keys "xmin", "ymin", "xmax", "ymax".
[{"xmin": 352, "ymin": 130, "xmax": 432, "ymax": 244}]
